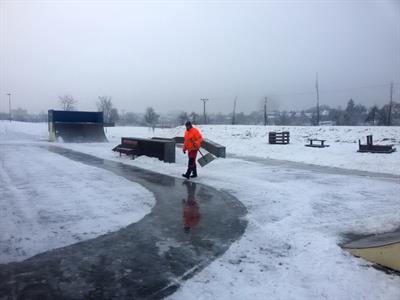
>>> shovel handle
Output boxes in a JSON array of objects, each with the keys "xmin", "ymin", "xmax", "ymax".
[{"xmin": 198, "ymin": 149, "xmax": 204, "ymax": 157}]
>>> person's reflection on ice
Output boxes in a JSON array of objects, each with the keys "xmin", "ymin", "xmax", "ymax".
[{"xmin": 182, "ymin": 181, "xmax": 201, "ymax": 233}]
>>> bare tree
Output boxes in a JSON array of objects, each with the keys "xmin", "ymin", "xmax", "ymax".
[
  {"xmin": 109, "ymin": 108, "xmax": 119, "ymax": 124},
  {"xmin": 366, "ymin": 105, "xmax": 379, "ymax": 125},
  {"xmin": 59, "ymin": 95, "xmax": 76, "ymax": 111},
  {"xmin": 144, "ymin": 107, "xmax": 159, "ymax": 129},
  {"xmin": 122, "ymin": 112, "xmax": 139, "ymax": 125},
  {"xmin": 177, "ymin": 111, "xmax": 188, "ymax": 125},
  {"xmin": 189, "ymin": 111, "xmax": 199, "ymax": 124},
  {"xmin": 97, "ymin": 96, "xmax": 113, "ymax": 123}
]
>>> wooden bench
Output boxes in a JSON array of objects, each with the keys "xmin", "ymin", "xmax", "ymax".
[
  {"xmin": 113, "ymin": 137, "xmax": 176, "ymax": 163},
  {"xmin": 305, "ymin": 139, "xmax": 330, "ymax": 148},
  {"xmin": 112, "ymin": 139, "xmax": 138, "ymax": 158}
]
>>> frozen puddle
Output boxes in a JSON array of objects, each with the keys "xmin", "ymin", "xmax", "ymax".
[{"xmin": 0, "ymin": 146, "xmax": 247, "ymax": 299}]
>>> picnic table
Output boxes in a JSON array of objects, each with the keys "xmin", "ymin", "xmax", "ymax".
[{"xmin": 305, "ymin": 139, "xmax": 330, "ymax": 148}]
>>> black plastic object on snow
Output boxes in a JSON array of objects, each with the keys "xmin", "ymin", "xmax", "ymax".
[
  {"xmin": 48, "ymin": 110, "xmax": 108, "ymax": 143},
  {"xmin": 197, "ymin": 149, "xmax": 216, "ymax": 167}
]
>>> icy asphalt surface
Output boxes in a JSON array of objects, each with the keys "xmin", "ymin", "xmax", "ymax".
[{"xmin": 0, "ymin": 145, "xmax": 247, "ymax": 300}]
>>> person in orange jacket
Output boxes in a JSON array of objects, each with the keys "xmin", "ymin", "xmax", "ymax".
[{"xmin": 182, "ymin": 121, "xmax": 203, "ymax": 179}]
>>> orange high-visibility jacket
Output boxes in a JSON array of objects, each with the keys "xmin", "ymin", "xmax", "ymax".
[{"xmin": 183, "ymin": 127, "xmax": 203, "ymax": 151}]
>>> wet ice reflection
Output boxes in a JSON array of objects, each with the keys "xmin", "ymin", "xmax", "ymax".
[{"xmin": 182, "ymin": 182, "xmax": 201, "ymax": 233}]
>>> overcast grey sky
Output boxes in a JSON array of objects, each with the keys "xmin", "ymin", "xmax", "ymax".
[{"xmin": 1, "ymin": 0, "xmax": 399, "ymax": 114}]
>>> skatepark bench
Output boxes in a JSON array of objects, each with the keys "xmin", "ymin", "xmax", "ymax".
[
  {"xmin": 202, "ymin": 138, "xmax": 226, "ymax": 158},
  {"xmin": 305, "ymin": 139, "xmax": 329, "ymax": 148},
  {"xmin": 113, "ymin": 137, "xmax": 176, "ymax": 163},
  {"xmin": 269, "ymin": 131, "xmax": 290, "ymax": 144},
  {"xmin": 358, "ymin": 135, "xmax": 396, "ymax": 154},
  {"xmin": 112, "ymin": 139, "xmax": 138, "ymax": 158}
]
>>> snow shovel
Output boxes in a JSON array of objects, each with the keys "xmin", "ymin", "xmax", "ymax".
[{"xmin": 197, "ymin": 149, "xmax": 216, "ymax": 167}]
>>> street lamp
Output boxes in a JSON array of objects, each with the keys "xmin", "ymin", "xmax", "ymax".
[{"xmin": 6, "ymin": 93, "xmax": 11, "ymax": 122}]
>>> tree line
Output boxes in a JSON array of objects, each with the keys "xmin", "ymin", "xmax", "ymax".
[{"xmin": 1, "ymin": 95, "xmax": 398, "ymax": 127}]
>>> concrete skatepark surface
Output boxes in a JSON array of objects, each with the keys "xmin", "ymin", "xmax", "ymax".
[
  {"xmin": 0, "ymin": 146, "xmax": 247, "ymax": 300},
  {"xmin": 344, "ymin": 230, "xmax": 400, "ymax": 248}
]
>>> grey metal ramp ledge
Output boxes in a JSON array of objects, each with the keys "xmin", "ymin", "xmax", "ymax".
[
  {"xmin": 343, "ymin": 232, "xmax": 400, "ymax": 249},
  {"xmin": 342, "ymin": 231, "xmax": 400, "ymax": 272},
  {"xmin": 0, "ymin": 146, "xmax": 247, "ymax": 300}
]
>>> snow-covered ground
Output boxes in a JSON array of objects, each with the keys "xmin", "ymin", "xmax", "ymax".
[
  {"xmin": 1, "ymin": 121, "xmax": 399, "ymax": 300},
  {"xmin": 106, "ymin": 124, "xmax": 400, "ymax": 175}
]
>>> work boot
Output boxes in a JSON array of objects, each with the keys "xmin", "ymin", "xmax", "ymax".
[
  {"xmin": 190, "ymin": 169, "xmax": 197, "ymax": 178},
  {"xmin": 182, "ymin": 169, "xmax": 191, "ymax": 179}
]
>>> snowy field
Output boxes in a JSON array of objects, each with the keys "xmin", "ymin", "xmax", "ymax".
[{"xmin": 1, "ymin": 121, "xmax": 400, "ymax": 300}]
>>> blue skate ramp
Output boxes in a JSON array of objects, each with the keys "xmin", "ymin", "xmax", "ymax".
[{"xmin": 48, "ymin": 110, "xmax": 108, "ymax": 142}]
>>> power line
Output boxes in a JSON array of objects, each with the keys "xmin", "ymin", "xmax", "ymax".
[
  {"xmin": 200, "ymin": 98, "xmax": 209, "ymax": 124},
  {"xmin": 263, "ymin": 96, "xmax": 267, "ymax": 126},
  {"xmin": 315, "ymin": 72, "xmax": 320, "ymax": 126},
  {"xmin": 232, "ymin": 96, "xmax": 237, "ymax": 125},
  {"xmin": 388, "ymin": 82, "xmax": 394, "ymax": 126}
]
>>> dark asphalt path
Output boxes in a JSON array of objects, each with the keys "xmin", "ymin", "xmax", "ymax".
[{"xmin": 0, "ymin": 146, "xmax": 247, "ymax": 300}]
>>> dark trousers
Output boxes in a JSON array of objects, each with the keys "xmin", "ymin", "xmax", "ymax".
[{"xmin": 187, "ymin": 150, "xmax": 198, "ymax": 174}]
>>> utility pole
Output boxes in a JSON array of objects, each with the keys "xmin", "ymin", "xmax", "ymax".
[
  {"xmin": 6, "ymin": 93, "xmax": 11, "ymax": 122},
  {"xmin": 388, "ymin": 82, "xmax": 393, "ymax": 126},
  {"xmin": 200, "ymin": 98, "xmax": 209, "ymax": 124},
  {"xmin": 232, "ymin": 96, "xmax": 237, "ymax": 125},
  {"xmin": 264, "ymin": 97, "xmax": 268, "ymax": 126},
  {"xmin": 315, "ymin": 72, "xmax": 320, "ymax": 126}
]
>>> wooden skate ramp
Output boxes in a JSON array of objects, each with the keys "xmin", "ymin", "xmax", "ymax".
[{"xmin": 342, "ymin": 231, "xmax": 400, "ymax": 271}]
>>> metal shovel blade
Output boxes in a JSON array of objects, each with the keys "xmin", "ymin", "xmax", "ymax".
[{"xmin": 198, "ymin": 152, "xmax": 216, "ymax": 167}]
